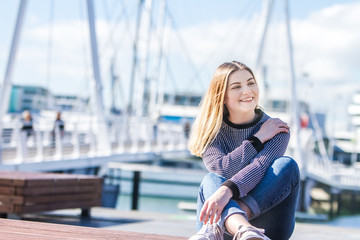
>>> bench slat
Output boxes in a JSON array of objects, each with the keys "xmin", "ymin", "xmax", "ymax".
[
  {"xmin": 15, "ymin": 184, "xmax": 102, "ymax": 196},
  {"xmin": 0, "ymin": 172, "xmax": 102, "ymax": 187},
  {"xmin": 14, "ymin": 199, "xmax": 101, "ymax": 214}
]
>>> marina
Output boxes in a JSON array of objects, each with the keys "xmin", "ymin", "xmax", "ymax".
[{"xmin": 1, "ymin": 0, "xmax": 360, "ymax": 239}]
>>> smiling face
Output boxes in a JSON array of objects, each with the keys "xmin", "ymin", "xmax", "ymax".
[{"xmin": 224, "ymin": 69, "xmax": 259, "ymax": 122}]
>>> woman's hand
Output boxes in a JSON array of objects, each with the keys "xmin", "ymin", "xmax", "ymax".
[
  {"xmin": 254, "ymin": 118, "xmax": 290, "ymax": 143},
  {"xmin": 199, "ymin": 186, "xmax": 233, "ymax": 225}
]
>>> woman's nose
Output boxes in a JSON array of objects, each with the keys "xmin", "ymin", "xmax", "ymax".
[{"xmin": 240, "ymin": 85, "xmax": 251, "ymax": 94}]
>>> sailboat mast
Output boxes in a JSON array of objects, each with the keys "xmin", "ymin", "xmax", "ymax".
[
  {"xmin": 128, "ymin": 0, "xmax": 145, "ymax": 116},
  {"xmin": 0, "ymin": 0, "xmax": 27, "ymax": 119},
  {"xmin": 255, "ymin": 0, "xmax": 274, "ymax": 105},
  {"xmin": 0, "ymin": 0, "xmax": 28, "ymax": 162},
  {"xmin": 284, "ymin": 0, "xmax": 303, "ymax": 172},
  {"xmin": 86, "ymin": 0, "xmax": 110, "ymax": 153},
  {"xmin": 255, "ymin": 0, "xmax": 274, "ymax": 71}
]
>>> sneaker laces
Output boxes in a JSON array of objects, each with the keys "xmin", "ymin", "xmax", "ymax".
[{"xmin": 232, "ymin": 225, "xmax": 269, "ymax": 240}]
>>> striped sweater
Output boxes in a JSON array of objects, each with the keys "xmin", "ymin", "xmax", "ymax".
[{"xmin": 202, "ymin": 109, "xmax": 290, "ymax": 199}]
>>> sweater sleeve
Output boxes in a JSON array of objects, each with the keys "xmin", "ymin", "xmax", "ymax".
[
  {"xmin": 230, "ymin": 131, "xmax": 290, "ymax": 198},
  {"xmin": 202, "ymin": 137, "xmax": 259, "ymax": 180}
]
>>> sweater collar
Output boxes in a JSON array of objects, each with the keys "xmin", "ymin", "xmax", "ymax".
[{"xmin": 224, "ymin": 109, "xmax": 263, "ymax": 129}]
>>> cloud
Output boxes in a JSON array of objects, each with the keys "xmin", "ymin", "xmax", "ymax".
[
  {"xmin": 168, "ymin": 1, "xmax": 360, "ymax": 119},
  {"xmin": 5, "ymin": 1, "xmax": 360, "ymax": 128}
]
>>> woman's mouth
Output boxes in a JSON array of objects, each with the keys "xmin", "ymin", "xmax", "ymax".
[{"xmin": 240, "ymin": 97, "xmax": 253, "ymax": 102}]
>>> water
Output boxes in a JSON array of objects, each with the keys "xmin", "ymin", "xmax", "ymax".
[
  {"xmin": 113, "ymin": 168, "xmax": 199, "ymax": 215},
  {"xmin": 116, "ymin": 194, "xmax": 197, "ymax": 215},
  {"xmin": 114, "ymin": 183, "xmax": 360, "ymax": 230},
  {"xmin": 324, "ymin": 215, "xmax": 360, "ymax": 229}
]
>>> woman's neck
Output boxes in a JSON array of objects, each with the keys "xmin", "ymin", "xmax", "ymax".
[{"xmin": 228, "ymin": 109, "xmax": 256, "ymax": 125}]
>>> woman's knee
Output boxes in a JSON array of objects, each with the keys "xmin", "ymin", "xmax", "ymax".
[
  {"xmin": 199, "ymin": 172, "xmax": 227, "ymax": 197},
  {"xmin": 272, "ymin": 157, "xmax": 300, "ymax": 183},
  {"xmin": 201, "ymin": 172, "xmax": 226, "ymax": 186}
]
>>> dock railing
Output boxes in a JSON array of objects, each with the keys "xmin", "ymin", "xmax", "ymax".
[{"xmin": 0, "ymin": 116, "xmax": 188, "ymax": 164}]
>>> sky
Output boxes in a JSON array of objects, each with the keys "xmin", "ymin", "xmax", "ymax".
[{"xmin": 0, "ymin": 0, "xmax": 359, "ymax": 132}]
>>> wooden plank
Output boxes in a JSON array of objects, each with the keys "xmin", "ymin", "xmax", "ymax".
[
  {"xmin": 0, "ymin": 186, "xmax": 15, "ymax": 195},
  {"xmin": 14, "ymin": 199, "xmax": 101, "ymax": 214},
  {"xmin": 0, "ymin": 171, "xmax": 102, "ymax": 187},
  {"xmin": 16, "ymin": 184, "xmax": 102, "ymax": 196},
  {"xmin": 0, "ymin": 218, "xmax": 186, "ymax": 240},
  {"xmin": 0, "ymin": 194, "xmax": 23, "ymax": 204},
  {"xmin": 24, "ymin": 178, "xmax": 102, "ymax": 187},
  {"xmin": 22, "ymin": 193, "xmax": 101, "ymax": 204},
  {"xmin": 0, "ymin": 205, "xmax": 14, "ymax": 213},
  {"xmin": 0, "ymin": 179, "xmax": 23, "ymax": 187}
]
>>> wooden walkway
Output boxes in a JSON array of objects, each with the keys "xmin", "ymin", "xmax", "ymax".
[
  {"xmin": 4, "ymin": 207, "xmax": 360, "ymax": 240},
  {"xmin": 0, "ymin": 218, "xmax": 186, "ymax": 240}
]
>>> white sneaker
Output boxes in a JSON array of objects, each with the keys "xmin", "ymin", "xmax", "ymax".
[
  {"xmin": 188, "ymin": 223, "xmax": 224, "ymax": 240},
  {"xmin": 233, "ymin": 225, "xmax": 271, "ymax": 240}
]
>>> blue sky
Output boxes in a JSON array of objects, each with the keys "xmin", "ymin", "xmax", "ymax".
[{"xmin": 1, "ymin": 0, "xmax": 359, "ymax": 131}]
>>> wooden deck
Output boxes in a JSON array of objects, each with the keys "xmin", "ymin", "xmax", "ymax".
[
  {"xmin": 0, "ymin": 218, "xmax": 186, "ymax": 240},
  {"xmin": 7, "ymin": 207, "xmax": 360, "ymax": 240}
]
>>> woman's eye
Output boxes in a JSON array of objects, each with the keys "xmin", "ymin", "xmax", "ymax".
[{"xmin": 232, "ymin": 86, "xmax": 240, "ymax": 89}]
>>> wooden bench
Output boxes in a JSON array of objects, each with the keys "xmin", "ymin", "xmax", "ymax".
[
  {"xmin": 0, "ymin": 218, "xmax": 186, "ymax": 240},
  {"xmin": 0, "ymin": 171, "xmax": 102, "ymax": 217}
]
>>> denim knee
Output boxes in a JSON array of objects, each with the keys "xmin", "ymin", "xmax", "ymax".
[
  {"xmin": 199, "ymin": 172, "xmax": 227, "ymax": 200},
  {"xmin": 273, "ymin": 156, "xmax": 300, "ymax": 186}
]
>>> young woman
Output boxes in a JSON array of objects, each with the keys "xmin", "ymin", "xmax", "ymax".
[{"xmin": 187, "ymin": 61, "xmax": 299, "ymax": 240}]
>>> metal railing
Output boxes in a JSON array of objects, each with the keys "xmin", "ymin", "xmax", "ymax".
[{"xmin": 0, "ymin": 116, "xmax": 188, "ymax": 164}]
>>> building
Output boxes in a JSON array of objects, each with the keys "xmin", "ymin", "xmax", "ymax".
[
  {"xmin": 8, "ymin": 85, "xmax": 52, "ymax": 113},
  {"xmin": 53, "ymin": 95, "xmax": 89, "ymax": 112},
  {"xmin": 8, "ymin": 85, "xmax": 89, "ymax": 113}
]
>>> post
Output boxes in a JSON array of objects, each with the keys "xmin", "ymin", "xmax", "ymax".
[
  {"xmin": 35, "ymin": 129, "xmax": 43, "ymax": 161},
  {"xmin": 72, "ymin": 123, "xmax": 80, "ymax": 158},
  {"xmin": 132, "ymin": 171, "xmax": 141, "ymax": 210},
  {"xmin": 54, "ymin": 126, "xmax": 62, "ymax": 160}
]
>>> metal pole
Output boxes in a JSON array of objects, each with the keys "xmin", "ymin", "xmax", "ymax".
[
  {"xmin": 255, "ymin": 0, "xmax": 274, "ymax": 104},
  {"xmin": 128, "ymin": 0, "xmax": 145, "ymax": 116},
  {"xmin": 86, "ymin": 0, "xmax": 110, "ymax": 154},
  {"xmin": 255, "ymin": 0, "xmax": 274, "ymax": 70},
  {"xmin": 132, "ymin": 171, "xmax": 141, "ymax": 210},
  {"xmin": 284, "ymin": 0, "xmax": 303, "ymax": 172},
  {"xmin": 0, "ymin": 0, "xmax": 28, "ymax": 162}
]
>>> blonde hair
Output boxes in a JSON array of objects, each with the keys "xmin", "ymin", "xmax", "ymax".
[{"xmin": 188, "ymin": 61, "xmax": 256, "ymax": 157}]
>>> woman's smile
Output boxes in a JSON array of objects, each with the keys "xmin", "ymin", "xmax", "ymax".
[{"xmin": 240, "ymin": 97, "xmax": 254, "ymax": 102}]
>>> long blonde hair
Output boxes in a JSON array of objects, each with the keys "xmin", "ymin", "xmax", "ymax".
[{"xmin": 188, "ymin": 61, "xmax": 256, "ymax": 157}]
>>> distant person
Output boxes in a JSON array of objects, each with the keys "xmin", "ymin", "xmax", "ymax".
[
  {"xmin": 184, "ymin": 122, "xmax": 190, "ymax": 139},
  {"xmin": 21, "ymin": 110, "xmax": 33, "ymax": 137},
  {"xmin": 53, "ymin": 111, "xmax": 65, "ymax": 139},
  {"xmin": 51, "ymin": 112, "xmax": 65, "ymax": 143},
  {"xmin": 187, "ymin": 61, "xmax": 299, "ymax": 240}
]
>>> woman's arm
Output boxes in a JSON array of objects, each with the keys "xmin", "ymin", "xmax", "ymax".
[
  {"xmin": 203, "ymin": 138, "xmax": 260, "ymax": 179},
  {"xmin": 203, "ymin": 118, "xmax": 290, "ymax": 198},
  {"xmin": 199, "ymin": 185, "xmax": 233, "ymax": 225},
  {"xmin": 229, "ymin": 131, "xmax": 290, "ymax": 198}
]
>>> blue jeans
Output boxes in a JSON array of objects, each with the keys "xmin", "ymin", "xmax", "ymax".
[{"xmin": 196, "ymin": 157, "xmax": 300, "ymax": 240}]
